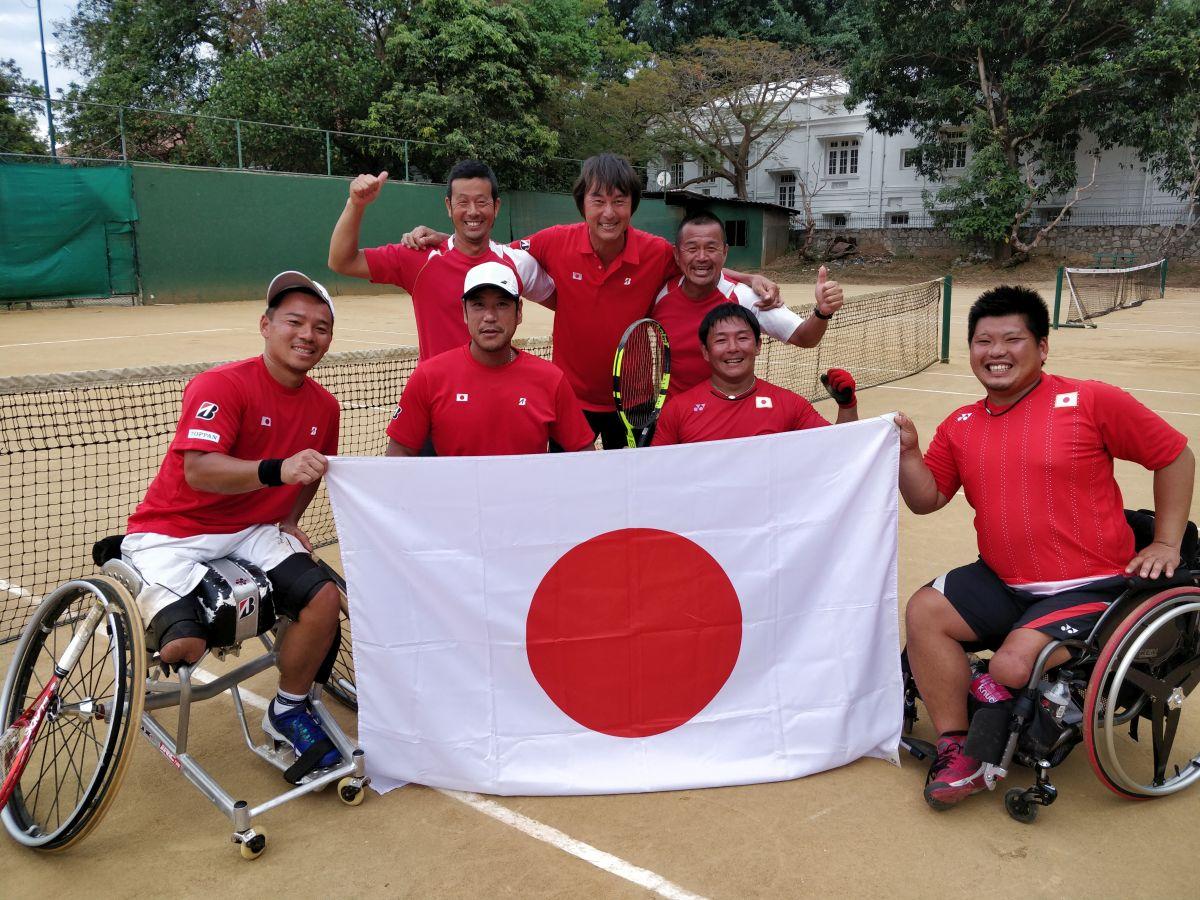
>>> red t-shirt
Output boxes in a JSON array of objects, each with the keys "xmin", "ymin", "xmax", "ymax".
[
  {"xmin": 364, "ymin": 237, "xmax": 553, "ymax": 360},
  {"xmin": 515, "ymin": 223, "xmax": 679, "ymax": 411},
  {"xmin": 128, "ymin": 357, "xmax": 340, "ymax": 538},
  {"xmin": 923, "ymin": 373, "xmax": 1188, "ymax": 590},
  {"xmin": 651, "ymin": 378, "xmax": 829, "ymax": 445},
  {"xmin": 386, "ymin": 346, "xmax": 594, "ymax": 456},
  {"xmin": 653, "ymin": 276, "xmax": 803, "ymax": 397}
]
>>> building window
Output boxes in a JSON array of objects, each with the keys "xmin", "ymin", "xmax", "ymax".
[
  {"xmin": 826, "ymin": 139, "xmax": 859, "ymax": 176},
  {"xmin": 888, "ymin": 212, "xmax": 910, "ymax": 226},
  {"xmin": 701, "ymin": 160, "xmax": 715, "ymax": 181},
  {"xmin": 901, "ymin": 148, "xmax": 920, "ymax": 169},
  {"xmin": 669, "ymin": 162, "xmax": 685, "ymax": 186},
  {"xmin": 823, "ymin": 213, "xmax": 847, "ymax": 228},
  {"xmin": 949, "ymin": 141, "xmax": 967, "ymax": 169},
  {"xmin": 777, "ymin": 172, "xmax": 797, "ymax": 208},
  {"xmin": 725, "ymin": 219, "xmax": 748, "ymax": 247}
]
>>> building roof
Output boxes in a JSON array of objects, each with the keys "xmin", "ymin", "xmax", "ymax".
[{"xmin": 642, "ymin": 190, "xmax": 796, "ymax": 216}]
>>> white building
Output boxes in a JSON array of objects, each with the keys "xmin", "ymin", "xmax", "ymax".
[{"xmin": 655, "ymin": 84, "xmax": 1188, "ymax": 229}]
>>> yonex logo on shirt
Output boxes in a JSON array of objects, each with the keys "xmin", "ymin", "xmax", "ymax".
[
  {"xmin": 261, "ymin": 416, "xmax": 272, "ymax": 427},
  {"xmin": 756, "ymin": 397, "xmax": 773, "ymax": 409},
  {"xmin": 693, "ymin": 403, "xmax": 706, "ymax": 413},
  {"xmin": 195, "ymin": 401, "xmax": 219, "ymax": 420},
  {"xmin": 456, "ymin": 393, "xmax": 469, "ymax": 402},
  {"xmin": 957, "ymin": 412, "xmax": 972, "ymax": 422},
  {"xmin": 1055, "ymin": 392, "xmax": 1079, "ymax": 408}
]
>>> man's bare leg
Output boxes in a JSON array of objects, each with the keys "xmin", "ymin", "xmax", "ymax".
[{"xmin": 905, "ymin": 586, "xmax": 979, "ymax": 734}]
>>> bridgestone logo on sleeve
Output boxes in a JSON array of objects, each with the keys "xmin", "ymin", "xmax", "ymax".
[
  {"xmin": 187, "ymin": 429, "xmax": 221, "ymax": 443},
  {"xmin": 195, "ymin": 401, "xmax": 219, "ymax": 420}
]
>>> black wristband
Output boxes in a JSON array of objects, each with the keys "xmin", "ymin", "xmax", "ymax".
[
  {"xmin": 258, "ymin": 458, "xmax": 285, "ymax": 487},
  {"xmin": 813, "ymin": 308, "xmax": 833, "ymax": 320}
]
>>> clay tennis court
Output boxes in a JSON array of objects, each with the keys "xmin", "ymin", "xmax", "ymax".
[{"xmin": 1, "ymin": 278, "xmax": 1197, "ymax": 898}]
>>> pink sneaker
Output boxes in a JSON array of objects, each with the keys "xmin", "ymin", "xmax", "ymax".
[{"xmin": 924, "ymin": 735, "xmax": 988, "ymax": 810}]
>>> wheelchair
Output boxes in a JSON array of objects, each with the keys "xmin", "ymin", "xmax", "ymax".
[
  {"xmin": 0, "ymin": 539, "xmax": 367, "ymax": 858},
  {"xmin": 901, "ymin": 510, "xmax": 1200, "ymax": 823}
]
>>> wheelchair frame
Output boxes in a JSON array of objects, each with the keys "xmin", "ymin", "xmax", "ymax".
[
  {"xmin": 901, "ymin": 566, "xmax": 1200, "ymax": 823},
  {"xmin": 1, "ymin": 557, "xmax": 368, "ymax": 859}
]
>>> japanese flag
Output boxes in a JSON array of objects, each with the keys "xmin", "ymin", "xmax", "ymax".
[{"xmin": 325, "ymin": 416, "xmax": 903, "ymax": 796}]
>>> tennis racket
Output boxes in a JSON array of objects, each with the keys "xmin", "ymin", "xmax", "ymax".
[
  {"xmin": 613, "ymin": 318, "xmax": 671, "ymax": 448},
  {"xmin": 1, "ymin": 599, "xmax": 107, "ymax": 810}
]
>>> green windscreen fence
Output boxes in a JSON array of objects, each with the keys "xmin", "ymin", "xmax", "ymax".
[{"xmin": 0, "ymin": 163, "xmax": 139, "ymax": 302}]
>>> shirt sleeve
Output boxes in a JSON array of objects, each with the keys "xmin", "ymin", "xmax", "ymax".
[
  {"xmin": 650, "ymin": 397, "xmax": 683, "ymax": 446},
  {"xmin": 171, "ymin": 371, "xmax": 243, "ymax": 454},
  {"xmin": 923, "ymin": 419, "xmax": 963, "ymax": 499},
  {"xmin": 363, "ymin": 243, "xmax": 428, "ymax": 291},
  {"xmin": 1087, "ymin": 380, "xmax": 1188, "ymax": 469},
  {"xmin": 733, "ymin": 283, "xmax": 803, "ymax": 342},
  {"xmin": 549, "ymin": 375, "xmax": 596, "ymax": 451},
  {"xmin": 511, "ymin": 227, "xmax": 555, "ymax": 266},
  {"xmin": 385, "ymin": 365, "xmax": 433, "ymax": 452},
  {"xmin": 505, "ymin": 246, "xmax": 556, "ymax": 303},
  {"xmin": 790, "ymin": 396, "xmax": 830, "ymax": 430}
]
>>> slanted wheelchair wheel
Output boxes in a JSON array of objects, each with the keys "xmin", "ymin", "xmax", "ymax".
[
  {"xmin": 1, "ymin": 576, "xmax": 146, "ymax": 850},
  {"xmin": 1084, "ymin": 586, "xmax": 1200, "ymax": 800},
  {"xmin": 318, "ymin": 563, "xmax": 357, "ymax": 712}
]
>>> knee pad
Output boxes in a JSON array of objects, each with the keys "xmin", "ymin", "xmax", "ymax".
[
  {"xmin": 196, "ymin": 557, "xmax": 276, "ymax": 647},
  {"xmin": 266, "ymin": 554, "xmax": 336, "ymax": 621},
  {"xmin": 146, "ymin": 596, "xmax": 206, "ymax": 653}
]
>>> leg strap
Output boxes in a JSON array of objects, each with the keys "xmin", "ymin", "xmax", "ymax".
[{"xmin": 283, "ymin": 737, "xmax": 338, "ymax": 784}]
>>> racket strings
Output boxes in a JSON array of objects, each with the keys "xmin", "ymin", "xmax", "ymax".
[{"xmin": 619, "ymin": 326, "xmax": 665, "ymax": 428}]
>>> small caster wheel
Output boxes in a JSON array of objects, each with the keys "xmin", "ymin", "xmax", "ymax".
[
  {"xmin": 238, "ymin": 829, "xmax": 268, "ymax": 860},
  {"xmin": 1004, "ymin": 788, "xmax": 1038, "ymax": 824},
  {"xmin": 338, "ymin": 776, "xmax": 365, "ymax": 806}
]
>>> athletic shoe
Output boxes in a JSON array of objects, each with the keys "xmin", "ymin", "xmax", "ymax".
[
  {"xmin": 263, "ymin": 703, "xmax": 342, "ymax": 769},
  {"xmin": 924, "ymin": 735, "xmax": 988, "ymax": 810}
]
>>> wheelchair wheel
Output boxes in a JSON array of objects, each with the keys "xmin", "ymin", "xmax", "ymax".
[
  {"xmin": 1, "ymin": 576, "xmax": 146, "ymax": 850},
  {"xmin": 316, "ymin": 562, "xmax": 357, "ymax": 712},
  {"xmin": 1084, "ymin": 586, "xmax": 1200, "ymax": 799}
]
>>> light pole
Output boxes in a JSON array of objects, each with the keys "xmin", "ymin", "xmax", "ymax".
[{"xmin": 36, "ymin": 0, "xmax": 58, "ymax": 158}]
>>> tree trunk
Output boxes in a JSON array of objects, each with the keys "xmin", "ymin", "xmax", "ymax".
[{"xmin": 992, "ymin": 240, "xmax": 1013, "ymax": 264}]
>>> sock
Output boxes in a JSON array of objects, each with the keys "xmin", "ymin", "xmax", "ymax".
[{"xmin": 271, "ymin": 688, "xmax": 307, "ymax": 718}]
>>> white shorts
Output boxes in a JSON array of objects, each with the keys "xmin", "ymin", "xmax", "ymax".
[{"xmin": 122, "ymin": 525, "xmax": 306, "ymax": 622}]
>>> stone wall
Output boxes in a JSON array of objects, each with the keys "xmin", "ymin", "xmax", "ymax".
[{"xmin": 813, "ymin": 223, "xmax": 1199, "ymax": 261}]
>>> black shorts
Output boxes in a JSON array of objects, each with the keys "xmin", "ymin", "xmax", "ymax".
[
  {"xmin": 931, "ymin": 559, "xmax": 1127, "ymax": 644},
  {"xmin": 146, "ymin": 552, "xmax": 335, "ymax": 650}
]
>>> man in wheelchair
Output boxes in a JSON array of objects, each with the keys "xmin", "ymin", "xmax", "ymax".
[
  {"xmin": 893, "ymin": 285, "xmax": 1195, "ymax": 811},
  {"xmin": 119, "ymin": 271, "xmax": 344, "ymax": 774}
]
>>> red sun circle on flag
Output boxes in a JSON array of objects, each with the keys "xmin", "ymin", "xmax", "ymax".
[{"xmin": 526, "ymin": 528, "xmax": 742, "ymax": 738}]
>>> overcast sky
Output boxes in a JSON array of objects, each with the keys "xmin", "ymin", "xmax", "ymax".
[{"xmin": 2, "ymin": 0, "xmax": 87, "ymax": 95}]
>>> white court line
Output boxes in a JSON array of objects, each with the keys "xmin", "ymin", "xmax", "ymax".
[
  {"xmin": 203, "ymin": 670, "xmax": 705, "ymax": 899},
  {"xmin": 0, "ymin": 328, "xmax": 238, "ymax": 349},
  {"xmin": 922, "ymin": 371, "xmax": 1200, "ymax": 398}
]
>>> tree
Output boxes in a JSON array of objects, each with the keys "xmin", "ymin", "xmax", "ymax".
[
  {"xmin": 0, "ymin": 60, "xmax": 48, "ymax": 156},
  {"xmin": 650, "ymin": 37, "xmax": 837, "ymax": 199},
  {"xmin": 359, "ymin": 0, "xmax": 561, "ymax": 189},
  {"xmin": 846, "ymin": 0, "xmax": 1199, "ymax": 262}
]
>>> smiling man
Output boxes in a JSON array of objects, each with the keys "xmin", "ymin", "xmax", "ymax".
[
  {"xmin": 401, "ymin": 154, "xmax": 784, "ymax": 448},
  {"xmin": 328, "ymin": 159, "xmax": 554, "ymax": 361},
  {"xmin": 652, "ymin": 303, "xmax": 858, "ymax": 446},
  {"xmin": 894, "ymin": 285, "xmax": 1194, "ymax": 811},
  {"xmin": 385, "ymin": 261, "xmax": 594, "ymax": 457},
  {"xmin": 654, "ymin": 212, "xmax": 843, "ymax": 396},
  {"xmin": 122, "ymin": 271, "xmax": 345, "ymax": 773}
]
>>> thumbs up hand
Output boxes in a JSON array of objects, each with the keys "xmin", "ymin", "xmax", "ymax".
[
  {"xmin": 350, "ymin": 170, "xmax": 389, "ymax": 208},
  {"xmin": 815, "ymin": 265, "xmax": 843, "ymax": 317}
]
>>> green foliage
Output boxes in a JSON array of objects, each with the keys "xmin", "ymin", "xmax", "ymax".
[
  {"xmin": 0, "ymin": 60, "xmax": 48, "ymax": 156},
  {"xmin": 846, "ymin": 0, "xmax": 1200, "ymax": 251}
]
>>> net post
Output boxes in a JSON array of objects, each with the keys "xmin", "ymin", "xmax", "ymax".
[
  {"xmin": 404, "ymin": 141, "xmax": 410, "ymax": 182},
  {"xmin": 325, "ymin": 131, "xmax": 332, "ymax": 177},
  {"xmin": 1160, "ymin": 258, "xmax": 1168, "ymax": 297},
  {"xmin": 235, "ymin": 120, "xmax": 243, "ymax": 169},
  {"xmin": 1052, "ymin": 266, "xmax": 1064, "ymax": 329},
  {"xmin": 118, "ymin": 106, "xmax": 128, "ymax": 162},
  {"xmin": 939, "ymin": 275, "xmax": 952, "ymax": 363}
]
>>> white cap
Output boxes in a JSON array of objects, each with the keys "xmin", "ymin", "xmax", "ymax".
[
  {"xmin": 462, "ymin": 261, "xmax": 520, "ymax": 301},
  {"xmin": 266, "ymin": 271, "xmax": 336, "ymax": 320}
]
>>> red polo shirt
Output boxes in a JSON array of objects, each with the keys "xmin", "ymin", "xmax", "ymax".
[{"xmin": 515, "ymin": 223, "xmax": 679, "ymax": 411}]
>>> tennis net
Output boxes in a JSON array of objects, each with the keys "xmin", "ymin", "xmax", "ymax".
[
  {"xmin": 0, "ymin": 277, "xmax": 944, "ymax": 642},
  {"xmin": 1058, "ymin": 259, "xmax": 1166, "ymax": 326}
]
